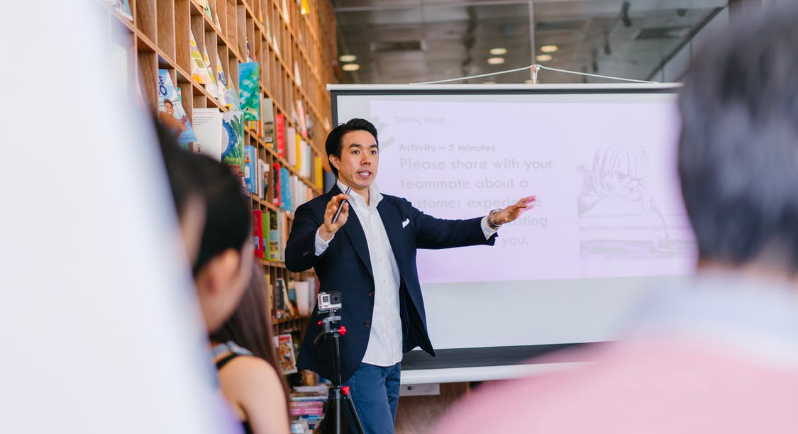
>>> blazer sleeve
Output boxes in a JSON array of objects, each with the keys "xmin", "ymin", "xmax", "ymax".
[
  {"xmin": 401, "ymin": 199, "xmax": 497, "ymax": 250},
  {"xmin": 285, "ymin": 202, "xmax": 324, "ymax": 272}
]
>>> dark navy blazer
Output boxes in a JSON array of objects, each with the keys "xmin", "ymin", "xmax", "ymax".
[{"xmin": 285, "ymin": 184, "xmax": 497, "ymax": 383}]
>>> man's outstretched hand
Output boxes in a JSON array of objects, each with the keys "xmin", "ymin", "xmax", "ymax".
[
  {"xmin": 319, "ymin": 193, "xmax": 350, "ymax": 241},
  {"xmin": 492, "ymin": 196, "xmax": 536, "ymax": 226}
]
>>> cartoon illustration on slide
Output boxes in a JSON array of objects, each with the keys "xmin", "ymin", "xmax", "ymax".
[{"xmin": 576, "ymin": 143, "xmax": 677, "ymax": 264}]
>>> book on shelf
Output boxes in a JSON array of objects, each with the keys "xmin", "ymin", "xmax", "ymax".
[
  {"xmin": 261, "ymin": 209, "xmax": 270, "ymax": 260},
  {"xmin": 296, "ymin": 100, "xmax": 307, "ymax": 138},
  {"xmin": 239, "ymin": 62, "xmax": 260, "ymax": 121},
  {"xmin": 272, "ymin": 162, "xmax": 282, "ymax": 207},
  {"xmin": 218, "ymin": 53, "xmax": 239, "ymax": 109},
  {"xmin": 280, "ymin": 167, "xmax": 292, "ymax": 211},
  {"xmin": 286, "ymin": 126, "xmax": 297, "ymax": 167},
  {"xmin": 221, "ymin": 111, "xmax": 246, "ymax": 175},
  {"xmin": 110, "ymin": 0, "xmax": 132, "ymax": 21},
  {"xmin": 157, "ymin": 69, "xmax": 196, "ymax": 147},
  {"xmin": 214, "ymin": 52, "xmax": 228, "ymax": 106},
  {"xmin": 197, "ymin": 0, "xmax": 213, "ymax": 22},
  {"xmin": 254, "ymin": 158, "xmax": 266, "ymax": 199},
  {"xmin": 262, "ymin": 97, "xmax": 275, "ymax": 143},
  {"xmin": 192, "ymin": 108, "xmax": 223, "ymax": 160},
  {"xmin": 268, "ymin": 210, "xmax": 280, "ymax": 261},
  {"xmin": 282, "ymin": 0, "xmax": 291, "ymax": 23},
  {"xmin": 190, "ymin": 30, "xmax": 211, "ymax": 85},
  {"xmin": 278, "ymin": 212, "xmax": 288, "ymax": 260},
  {"xmin": 294, "ymin": 61, "xmax": 302, "ymax": 86},
  {"xmin": 305, "ymin": 112, "xmax": 313, "ymax": 140},
  {"xmin": 202, "ymin": 45, "xmax": 219, "ymax": 98},
  {"xmin": 244, "ymin": 145, "xmax": 257, "ymax": 193},
  {"xmin": 276, "ymin": 114, "xmax": 286, "ymax": 157},
  {"xmin": 252, "ymin": 209, "xmax": 265, "ymax": 259},
  {"xmin": 274, "ymin": 278, "xmax": 295, "ymax": 319},
  {"xmin": 314, "ymin": 156, "xmax": 323, "ymax": 188},
  {"xmin": 274, "ymin": 333, "xmax": 298, "ymax": 374}
]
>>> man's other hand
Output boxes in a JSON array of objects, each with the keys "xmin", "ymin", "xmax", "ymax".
[
  {"xmin": 493, "ymin": 196, "xmax": 536, "ymax": 225},
  {"xmin": 320, "ymin": 194, "xmax": 350, "ymax": 241}
]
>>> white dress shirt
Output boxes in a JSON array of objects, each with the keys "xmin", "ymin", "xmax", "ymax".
[{"xmin": 315, "ymin": 180, "xmax": 498, "ymax": 367}]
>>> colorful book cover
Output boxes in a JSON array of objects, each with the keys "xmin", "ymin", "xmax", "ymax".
[
  {"xmin": 280, "ymin": 167, "xmax": 292, "ymax": 211},
  {"xmin": 203, "ymin": 46, "xmax": 218, "ymax": 97},
  {"xmin": 268, "ymin": 210, "xmax": 280, "ymax": 260},
  {"xmin": 272, "ymin": 162, "xmax": 281, "ymax": 207},
  {"xmin": 221, "ymin": 111, "xmax": 245, "ymax": 175},
  {"xmin": 113, "ymin": 0, "xmax": 132, "ymax": 20},
  {"xmin": 157, "ymin": 69, "xmax": 196, "ymax": 146},
  {"xmin": 273, "ymin": 333, "xmax": 298, "ymax": 374},
  {"xmin": 296, "ymin": 100, "xmax": 307, "ymax": 137},
  {"xmin": 261, "ymin": 207, "xmax": 270, "ymax": 256},
  {"xmin": 252, "ymin": 210, "xmax": 265, "ymax": 259},
  {"xmin": 197, "ymin": 0, "xmax": 213, "ymax": 21},
  {"xmin": 276, "ymin": 114, "xmax": 286, "ymax": 157},
  {"xmin": 294, "ymin": 61, "xmax": 302, "ymax": 86},
  {"xmin": 244, "ymin": 145, "xmax": 256, "ymax": 193},
  {"xmin": 238, "ymin": 62, "xmax": 260, "ymax": 121},
  {"xmin": 220, "ymin": 56, "xmax": 239, "ymax": 110},
  {"xmin": 281, "ymin": 0, "xmax": 290, "ymax": 23},
  {"xmin": 286, "ymin": 126, "xmax": 297, "ymax": 166},
  {"xmin": 192, "ymin": 108, "xmax": 223, "ymax": 160},
  {"xmin": 214, "ymin": 52, "xmax": 228, "ymax": 106},
  {"xmin": 190, "ymin": 31, "xmax": 211, "ymax": 84},
  {"xmin": 262, "ymin": 97, "xmax": 275, "ymax": 143}
]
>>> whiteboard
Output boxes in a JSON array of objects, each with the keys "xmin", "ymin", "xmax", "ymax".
[{"xmin": 330, "ymin": 84, "xmax": 695, "ymax": 373}]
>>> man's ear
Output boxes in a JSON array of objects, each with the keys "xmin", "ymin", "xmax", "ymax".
[
  {"xmin": 203, "ymin": 249, "xmax": 240, "ymax": 295},
  {"xmin": 329, "ymin": 154, "xmax": 340, "ymax": 171}
]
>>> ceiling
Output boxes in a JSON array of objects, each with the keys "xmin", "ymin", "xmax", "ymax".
[{"xmin": 333, "ymin": 0, "xmax": 729, "ymax": 84}]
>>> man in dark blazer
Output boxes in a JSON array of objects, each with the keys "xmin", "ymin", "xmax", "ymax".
[{"xmin": 286, "ymin": 118, "xmax": 534, "ymax": 434}]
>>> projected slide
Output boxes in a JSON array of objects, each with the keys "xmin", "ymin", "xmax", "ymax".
[{"xmin": 369, "ymin": 99, "xmax": 696, "ymax": 284}]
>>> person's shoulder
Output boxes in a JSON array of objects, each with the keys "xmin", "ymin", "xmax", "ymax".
[
  {"xmin": 381, "ymin": 193, "xmax": 413, "ymax": 209},
  {"xmin": 220, "ymin": 355, "xmax": 282, "ymax": 390}
]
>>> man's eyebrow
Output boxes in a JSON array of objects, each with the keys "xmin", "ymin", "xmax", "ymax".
[{"xmin": 347, "ymin": 143, "xmax": 378, "ymax": 148}]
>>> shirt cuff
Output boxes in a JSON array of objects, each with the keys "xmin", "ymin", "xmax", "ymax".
[
  {"xmin": 315, "ymin": 228, "xmax": 334, "ymax": 255},
  {"xmin": 481, "ymin": 216, "xmax": 498, "ymax": 239}
]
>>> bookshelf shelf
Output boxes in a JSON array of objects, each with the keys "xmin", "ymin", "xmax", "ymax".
[
  {"xmin": 275, "ymin": 315, "xmax": 312, "ymax": 325},
  {"xmin": 103, "ymin": 1, "xmax": 335, "ymax": 396}
]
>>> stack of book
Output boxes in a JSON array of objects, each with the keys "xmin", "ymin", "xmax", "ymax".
[{"xmin": 289, "ymin": 384, "xmax": 330, "ymax": 433}]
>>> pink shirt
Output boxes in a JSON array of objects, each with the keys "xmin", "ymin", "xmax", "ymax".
[{"xmin": 434, "ymin": 275, "xmax": 798, "ymax": 434}]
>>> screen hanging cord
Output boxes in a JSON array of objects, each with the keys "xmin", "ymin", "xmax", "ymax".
[{"xmin": 411, "ymin": 64, "xmax": 659, "ymax": 85}]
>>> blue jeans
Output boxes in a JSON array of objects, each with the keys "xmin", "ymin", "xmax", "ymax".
[{"xmin": 343, "ymin": 362, "xmax": 401, "ymax": 434}]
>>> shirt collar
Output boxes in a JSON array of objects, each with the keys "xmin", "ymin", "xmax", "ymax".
[{"xmin": 337, "ymin": 179, "xmax": 383, "ymax": 210}]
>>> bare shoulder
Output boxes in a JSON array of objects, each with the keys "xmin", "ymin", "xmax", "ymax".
[{"xmin": 219, "ymin": 355, "xmax": 282, "ymax": 388}]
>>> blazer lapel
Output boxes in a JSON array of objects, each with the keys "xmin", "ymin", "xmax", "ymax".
[{"xmin": 377, "ymin": 199, "xmax": 406, "ymax": 273}]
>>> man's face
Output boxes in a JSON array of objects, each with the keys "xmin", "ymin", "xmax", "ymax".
[
  {"xmin": 331, "ymin": 130, "xmax": 379, "ymax": 194},
  {"xmin": 164, "ymin": 102, "xmax": 174, "ymax": 115}
]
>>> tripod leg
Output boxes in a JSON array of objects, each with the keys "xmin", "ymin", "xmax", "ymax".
[
  {"xmin": 320, "ymin": 387, "xmax": 339, "ymax": 434},
  {"xmin": 343, "ymin": 389, "xmax": 366, "ymax": 434}
]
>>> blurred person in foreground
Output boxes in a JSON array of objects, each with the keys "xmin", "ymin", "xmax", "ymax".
[
  {"xmin": 210, "ymin": 262, "xmax": 291, "ymax": 434},
  {"xmin": 158, "ymin": 119, "xmax": 254, "ymax": 333},
  {"xmin": 434, "ymin": 5, "xmax": 798, "ymax": 434}
]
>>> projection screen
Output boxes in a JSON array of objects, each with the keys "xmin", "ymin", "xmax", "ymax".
[{"xmin": 330, "ymin": 84, "xmax": 695, "ymax": 376}]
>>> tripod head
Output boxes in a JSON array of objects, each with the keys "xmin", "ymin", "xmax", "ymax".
[{"xmin": 313, "ymin": 292, "xmax": 347, "ymax": 352}]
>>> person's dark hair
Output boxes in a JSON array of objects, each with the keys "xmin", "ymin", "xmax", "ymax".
[
  {"xmin": 678, "ymin": 4, "xmax": 798, "ymax": 271},
  {"xmin": 192, "ymin": 155, "xmax": 252, "ymax": 274},
  {"xmin": 155, "ymin": 117, "xmax": 204, "ymax": 217},
  {"xmin": 163, "ymin": 99, "xmax": 174, "ymax": 108},
  {"xmin": 325, "ymin": 118, "xmax": 378, "ymax": 177},
  {"xmin": 210, "ymin": 262, "xmax": 289, "ymax": 404}
]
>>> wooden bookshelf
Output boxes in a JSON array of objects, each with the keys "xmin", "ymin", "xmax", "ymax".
[{"xmin": 101, "ymin": 0, "xmax": 335, "ymax": 339}]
